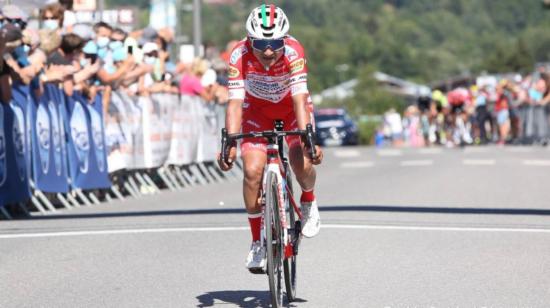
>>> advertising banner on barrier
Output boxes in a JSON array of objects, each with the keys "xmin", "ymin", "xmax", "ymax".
[
  {"xmin": 195, "ymin": 99, "xmax": 219, "ymax": 163},
  {"xmin": 0, "ymin": 97, "xmax": 31, "ymax": 206},
  {"xmin": 139, "ymin": 94, "xmax": 175, "ymax": 168},
  {"xmin": 31, "ymin": 84, "xmax": 69, "ymax": 193},
  {"xmin": 65, "ymin": 92, "xmax": 111, "ymax": 189},
  {"xmin": 167, "ymin": 95, "xmax": 196, "ymax": 165},
  {"xmin": 105, "ymin": 91, "xmax": 139, "ymax": 172},
  {"xmin": 105, "ymin": 92, "xmax": 224, "ymax": 169}
]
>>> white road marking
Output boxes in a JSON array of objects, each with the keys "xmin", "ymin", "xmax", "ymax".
[
  {"xmin": 2, "ymin": 224, "xmax": 550, "ymax": 239},
  {"xmin": 400, "ymin": 160, "xmax": 433, "ymax": 167},
  {"xmin": 340, "ymin": 161, "xmax": 375, "ymax": 168},
  {"xmin": 322, "ymin": 224, "xmax": 550, "ymax": 234},
  {"xmin": 463, "ymin": 159, "xmax": 496, "ymax": 166},
  {"xmin": 523, "ymin": 160, "xmax": 550, "ymax": 166},
  {"xmin": 333, "ymin": 149, "xmax": 361, "ymax": 158},
  {"xmin": 0, "ymin": 227, "xmax": 249, "ymax": 239},
  {"xmin": 418, "ymin": 148, "xmax": 443, "ymax": 155},
  {"xmin": 377, "ymin": 149, "xmax": 402, "ymax": 157}
]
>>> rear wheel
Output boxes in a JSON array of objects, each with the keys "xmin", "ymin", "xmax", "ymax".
[
  {"xmin": 283, "ymin": 167, "xmax": 298, "ymax": 302},
  {"xmin": 265, "ymin": 171, "xmax": 283, "ymax": 307}
]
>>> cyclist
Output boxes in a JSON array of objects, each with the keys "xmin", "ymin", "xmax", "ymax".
[{"xmin": 217, "ymin": 4, "xmax": 323, "ymax": 272}]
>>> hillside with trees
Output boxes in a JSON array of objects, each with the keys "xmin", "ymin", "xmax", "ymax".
[{"xmin": 109, "ymin": 0, "xmax": 549, "ymax": 114}]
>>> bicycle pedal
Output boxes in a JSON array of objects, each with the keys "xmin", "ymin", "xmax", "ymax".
[{"xmin": 248, "ymin": 267, "xmax": 266, "ymax": 275}]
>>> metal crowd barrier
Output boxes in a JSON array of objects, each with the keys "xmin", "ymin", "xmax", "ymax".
[{"xmin": 0, "ymin": 83, "xmax": 239, "ymax": 220}]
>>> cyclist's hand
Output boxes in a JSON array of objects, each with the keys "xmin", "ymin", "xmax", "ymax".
[
  {"xmin": 311, "ymin": 145, "xmax": 323, "ymax": 165},
  {"xmin": 217, "ymin": 146, "xmax": 237, "ymax": 171}
]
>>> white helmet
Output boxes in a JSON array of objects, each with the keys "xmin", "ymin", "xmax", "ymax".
[{"xmin": 246, "ymin": 4, "xmax": 289, "ymax": 39}]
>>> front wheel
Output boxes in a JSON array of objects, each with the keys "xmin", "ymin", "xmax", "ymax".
[
  {"xmin": 283, "ymin": 167, "xmax": 298, "ymax": 302},
  {"xmin": 265, "ymin": 171, "xmax": 283, "ymax": 307}
]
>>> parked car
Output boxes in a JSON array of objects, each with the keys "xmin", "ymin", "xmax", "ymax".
[{"xmin": 314, "ymin": 108, "xmax": 359, "ymax": 146}]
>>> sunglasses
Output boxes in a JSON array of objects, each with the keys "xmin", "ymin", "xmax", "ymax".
[
  {"xmin": 6, "ymin": 18, "xmax": 26, "ymax": 29},
  {"xmin": 251, "ymin": 38, "xmax": 285, "ymax": 52}
]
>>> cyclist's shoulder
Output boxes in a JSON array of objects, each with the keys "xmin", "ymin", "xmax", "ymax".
[
  {"xmin": 283, "ymin": 36, "xmax": 305, "ymax": 61},
  {"xmin": 228, "ymin": 39, "xmax": 251, "ymax": 67}
]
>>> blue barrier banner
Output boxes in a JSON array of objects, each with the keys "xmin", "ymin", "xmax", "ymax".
[
  {"xmin": 3, "ymin": 84, "xmax": 33, "ymax": 204},
  {"xmin": 12, "ymin": 83, "xmax": 35, "ymax": 184},
  {"xmin": 65, "ymin": 92, "xmax": 110, "ymax": 189},
  {"xmin": 0, "ymin": 97, "xmax": 31, "ymax": 206},
  {"xmin": 31, "ymin": 84, "xmax": 69, "ymax": 193}
]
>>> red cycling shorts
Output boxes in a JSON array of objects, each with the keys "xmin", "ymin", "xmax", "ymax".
[{"xmin": 240, "ymin": 100, "xmax": 314, "ymax": 155}]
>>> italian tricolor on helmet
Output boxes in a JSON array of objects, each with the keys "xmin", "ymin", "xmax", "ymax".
[{"xmin": 246, "ymin": 4, "xmax": 289, "ymax": 40}]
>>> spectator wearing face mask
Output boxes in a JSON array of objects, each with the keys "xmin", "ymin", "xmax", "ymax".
[
  {"xmin": 40, "ymin": 3, "xmax": 64, "ymax": 32},
  {"xmin": 93, "ymin": 22, "xmax": 112, "ymax": 61},
  {"xmin": 138, "ymin": 42, "xmax": 170, "ymax": 96}
]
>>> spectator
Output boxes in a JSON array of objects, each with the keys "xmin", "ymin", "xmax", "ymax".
[
  {"xmin": 474, "ymin": 86, "xmax": 492, "ymax": 144},
  {"xmin": 1, "ymin": 23, "xmax": 22, "ymax": 103},
  {"xmin": 93, "ymin": 22, "xmax": 112, "ymax": 60},
  {"xmin": 494, "ymin": 81, "xmax": 511, "ymax": 145},
  {"xmin": 40, "ymin": 3, "xmax": 64, "ymax": 31},
  {"xmin": 59, "ymin": 0, "xmax": 76, "ymax": 31},
  {"xmin": 138, "ymin": 42, "xmax": 169, "ymax": 96},
  {"xmin": 385, "ymin": 108, "xmax": 404, "ymax": 146},
  {"xmin": 178, "ymin": 57, "xmax": 216, "ymax": 102},
  {"xmin": 527, "ymin": 77, "xmax": 548, "ymax": 144},
  {"xmin": 47, "ymin": 33, "xmax": 85, "ymax": 96}
]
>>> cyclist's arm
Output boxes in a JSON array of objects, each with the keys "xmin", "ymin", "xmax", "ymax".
[
  {"xmin": 292, "ymin": 93, "xmax": 311, "ymax": 130},
  {"xmin": 226, "ymin": 98, "xmax": 243, "ymax": 134}
]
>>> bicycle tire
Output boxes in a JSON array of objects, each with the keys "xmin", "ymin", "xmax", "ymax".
[
  {"xmin": 283, "ymin": 167, "xmax": 298, "ymax": 302},
  {"xmin": 265, "ymin": 171, "xmax": 283, "ymax": 307}
]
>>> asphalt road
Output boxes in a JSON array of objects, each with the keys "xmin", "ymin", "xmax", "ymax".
[{"xmin": 1, "ymin": 145, "xmax": 550, "ymax": 308}]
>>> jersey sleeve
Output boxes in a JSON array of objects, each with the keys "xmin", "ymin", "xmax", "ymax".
[
  {"xmin": 227, "ymin": 44, "xmax": 246, "ymax": 101},
  {"xmin": 286, "ymin": 40, "xmax": 309, "ymax": 97}
]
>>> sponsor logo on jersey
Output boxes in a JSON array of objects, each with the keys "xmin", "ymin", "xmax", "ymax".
[
  {"xmin": 246, "ymin": 120, "xmax": 261, "ymax": 128},
  {"xmin": 228, "ymin": 66, "xmax": 240, "ymax": 78},
  {"xmin": 290, "ymin": 59, "xmax": 305, "ymax": 74},
  {"xmin": 230, "ymin": 46, "xmax": 248, "ymax": 65},
  {"xmin": 228, "ymin": 80, "xmax": 245, "ymax": 88},
  {"xmin": 284, "ymin": 45, "xmax": 299, "ymax": 62},
  {"xmin": 289, "ymin": 73, "xmax": 308, "ymax": 85}
]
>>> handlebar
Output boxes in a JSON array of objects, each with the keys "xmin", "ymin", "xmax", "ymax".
[{"xmin": 220, "ymin": 124, "xmax": 317, "ymax": 165}]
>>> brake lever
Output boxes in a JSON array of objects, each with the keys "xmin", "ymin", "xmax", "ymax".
[
  {"xmin": 305, "ymin": 124, "xmax": 317, "ymax": 160},
  {"xmin": 220, "ymin": 128, "xmax": 230, "ymax": 165}
]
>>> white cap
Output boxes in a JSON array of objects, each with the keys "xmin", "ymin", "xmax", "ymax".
[
  {"xmin": 142, "ymin": 42, "xmax": 158, "ymax": 54},
  {"xmin": 201, "ymin": 68, "xmax": 217, "ymax": 87}
]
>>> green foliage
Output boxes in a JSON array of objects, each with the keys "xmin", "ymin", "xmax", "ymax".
[
  {"xmin": 358, "ymin": 121, "xmax": 379, "ymax": 145},
  {"xmin": 107, "ymin": 0, "xmax": 549, "ymax": 115}
]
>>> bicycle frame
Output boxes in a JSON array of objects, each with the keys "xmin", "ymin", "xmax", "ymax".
[{"xmin": 259, "ymin": 142, "xmax": 301, "ymax": 259}]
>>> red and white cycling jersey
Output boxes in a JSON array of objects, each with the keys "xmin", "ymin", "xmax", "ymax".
[{"xmin": 228, "ymin": 36, "xmax": 309, "ymax": 117}]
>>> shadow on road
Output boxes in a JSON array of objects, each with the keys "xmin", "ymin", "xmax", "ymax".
[
  {"xmin": 27, "ymin": 205, "xmax": 550, "ymax": 220},
  {"xmin": 195, "ymin": 290, "xmax": 306, "ymax": 307}
]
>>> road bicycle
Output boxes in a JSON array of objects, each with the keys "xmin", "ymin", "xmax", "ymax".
[{"xmin": 221, "ymin": 120, "xmax": 316, "ymax": 307}]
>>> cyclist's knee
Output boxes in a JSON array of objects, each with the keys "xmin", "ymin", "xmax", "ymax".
[{"xmin": 243, "ymin": 152, "xmax": 266, "ymax": 185}]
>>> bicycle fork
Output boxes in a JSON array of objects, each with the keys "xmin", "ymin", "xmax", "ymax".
[{"xmin": 260, "ymin": 145, "xmax": 292, "ymax": 259}]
